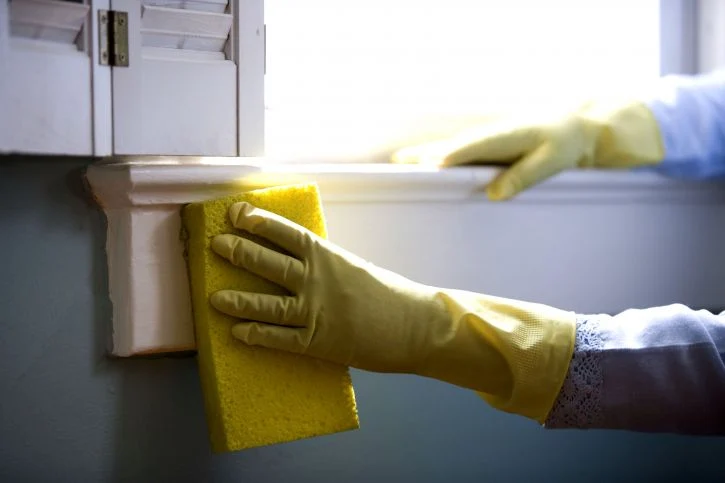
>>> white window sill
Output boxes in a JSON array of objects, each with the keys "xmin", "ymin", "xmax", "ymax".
[
  {"xmin": 90, "ymin": 156, "xmax": 725, "ymax": 204},
  {"xmin": 86, "ymin": 158, "xmax": 725, "ymax": 357}
]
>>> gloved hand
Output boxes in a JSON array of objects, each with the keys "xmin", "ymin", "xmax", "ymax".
[
  {"xmin": 392, "ymin": 99, "xmax": 664, "ymax": 200},
  {"xmin": 210, "ymin": 201, "xmax": 576, "ymax": 423}
]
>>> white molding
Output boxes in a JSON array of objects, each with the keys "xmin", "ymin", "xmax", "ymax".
[
  {"xmin": 85, "ymin": 160, "xmax": 725, "ymax": 356},
  {"xmin": 89, "ymin": 158, "xmax": 725, "ymax": 204}
]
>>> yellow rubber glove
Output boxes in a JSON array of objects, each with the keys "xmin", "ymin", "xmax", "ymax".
[
  {"xmin": 392, "ymin": 99, "xmax": 664, "ymax": 200},
  {"xmin": 210, "ymin": 202, "xmax": 576, "ymax": 423}
]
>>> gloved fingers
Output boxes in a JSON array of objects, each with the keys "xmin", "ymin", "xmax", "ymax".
[
  {"xmin": 443, "ymin": 123, "xmax": 539, "ymax": 167},
  {"xmin": 211, "ymin": 234, "xmax": 305, "ymax": 292},
  {"xmin": 228, "ymin": 202, "xmax": 309, "ymax": 258},
  {"xmin": 485, "ymin": 145, "xmax": 562, "ymax": 201},
  {"xmin": 231, "ymin": 322, "xmax": 307, "ymax": 354},
  {"xmin": 211, "ymin": 290, "xmax": 307, "ymax": 327}
]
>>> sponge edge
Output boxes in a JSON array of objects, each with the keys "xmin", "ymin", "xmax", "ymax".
[{"xmin": 182, "ymin": 183, "xmax": 359, "ymax": 453}]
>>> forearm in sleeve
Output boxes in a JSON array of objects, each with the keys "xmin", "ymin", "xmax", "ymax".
[{"xmin": 545, "ymin": 304, "xmax": 725, "ymax": 434}]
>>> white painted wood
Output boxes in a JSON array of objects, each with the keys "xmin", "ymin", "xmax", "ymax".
[
  {"xmin": 90, "ymin": 0, "xmax": 113, "ymax": 156},
  {"xmin": 6, "ymin": 37, "xmax": 93, "ymax": 154},
  {"xmin": 102, "ymin": 206, "xmax": 195, "ymax": 356},
  {"xmin": 1, "ymin": 0, "xmax": 93, "ymax": 155},
  {"xmin": 86, "ymin": 159, "xmax": 725, "ymax": 205},
  {"xmin": 85, "ymin": 161, "xmax": 725, "ymax": 356},
  {"xmin": 141, "ymin": 44, "xmax": 223, "ymax": 60},
  {"xmin": 322, "ymin": 190, "xmax": 725, "ymax": 318},
  {"xmin": 141, "ymin": 5, "xmax": 232, "ymax": 52},
  {"xmin": 236, "ymin": 0, "xmax": 264, "ymax": 156},
  {"xmin": 145, "ymin": 0, "xmax": 227, "ymax": 14},
  {"xmin": 111, "ymin": 0, "xmax": 237, "ymax": 156},
  {"xmin": 10, "ymin": 0, "xmax": 88, "ymax": 44}
]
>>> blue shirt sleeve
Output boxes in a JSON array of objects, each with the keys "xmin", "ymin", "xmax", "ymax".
[
  {"xmin": 644, "ymin": 70, "xmax": 725, "ymax": 178},
  {"xmin": 545, "ymin": 305, "xmax": 725, "ymax": 434}
]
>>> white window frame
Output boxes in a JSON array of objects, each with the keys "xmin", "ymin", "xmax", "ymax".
[
  {"xmin": 659, "ymin": 0, "xmax": 698, "ymax": 75},
  {"xmin": 660, "ymin": 0, "xmax": 725, "ymax": 75}
]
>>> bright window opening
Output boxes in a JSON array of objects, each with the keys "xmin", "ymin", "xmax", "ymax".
[{"xmin": 265, "ymin": 0, "xmax": 661, "ymax": 162}]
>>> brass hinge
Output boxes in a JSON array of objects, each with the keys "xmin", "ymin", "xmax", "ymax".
[{"xmin": 98, "ymin": 10, "xmax": 129, "ymax": 67}]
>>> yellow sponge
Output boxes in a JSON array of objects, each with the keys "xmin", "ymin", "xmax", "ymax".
[{"xmin": 182, "ymin": 183, "xmax": 359, "ymax": 453}]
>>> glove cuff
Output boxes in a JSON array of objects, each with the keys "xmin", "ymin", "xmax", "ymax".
[
  {"xmin": 579, "ymin": 99, "xmax": 665, "ymax": 168},
  {"xmin": 473, "ymin": 295, "xmax": 576, "ymax": 423},
  {"xmin": 416, "ymin": 290, "xmax": 576, "ymax": 423}
]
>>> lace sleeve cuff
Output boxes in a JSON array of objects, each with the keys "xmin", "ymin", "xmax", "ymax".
[
  {"xmin": 544, "ymin": 305, "xmax": 725, "ymax": 433},
  {"xmin": 544, "ymin": 315, "xmax": 605, "ymax": 429}
]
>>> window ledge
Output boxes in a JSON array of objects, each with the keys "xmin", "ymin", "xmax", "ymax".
[
  {"xmin": 90, "ymin": 157, "xmax": 725, "ymax": 205},
  {"xmin": 85, "ymin": 159, "xmax": 725, "ymax": 357}
]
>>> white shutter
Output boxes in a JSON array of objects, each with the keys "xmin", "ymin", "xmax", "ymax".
[
  {"xmin": 110, "ymin": 0, "xmax": 263, "ymax": 156},
  {"xmin": 0, "ymin": 0, "xmax": 94, "ymax": 155}
]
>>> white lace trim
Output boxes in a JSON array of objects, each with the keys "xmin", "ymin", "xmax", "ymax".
[{"xmin": 545, "ymin": 315, "xmax": 605, "ymax": 429}]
